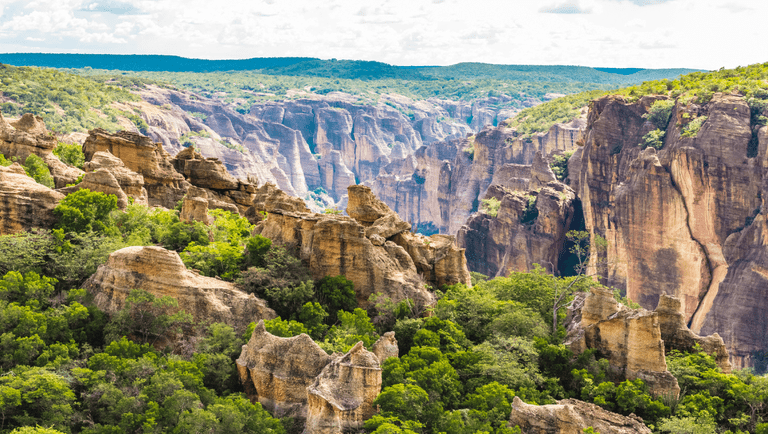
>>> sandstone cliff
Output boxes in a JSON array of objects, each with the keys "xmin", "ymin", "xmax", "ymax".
[
  {"xmin": 248, "ymin": 184, "xmax": 470, "ymax": 308},
  {"xmin": 572, "ymin": 92, "xmax": 768, "ymax": 368},
  {"xmin": 236, "ymin": 320, "xmax": 386, "ymax": 432},
  {"xmin": 369, "ymin": 115, "xmax": 584, "ymax": 235},
  {"xmin": 0, "ymin": 162, "xmax": 64, "ymax": 235},
  {"xmin": 83, "ymin": 246, "xmax": 276, "ymax": 332},
  {"xmin": 507, "ymin": 396, "xmax": 651, "ymax": 434},
  {"xmin": 457, "ymin": 152, "xmax": 578, "ymax": 277}
]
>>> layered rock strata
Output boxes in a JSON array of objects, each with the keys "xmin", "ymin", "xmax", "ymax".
[
  {"xmin": 369, "ymin": 115, "xmax": 584, "ymax": 235},
  {"xmin": 572, "ymin": 92, "xmax": 768, "ymax": 368},
  {"xmin": 0, "ymin": 163, "xmax": 64, "ymax": 235},
  {"xmin": 236, "ymin": 320, "xmax": 387, "ymax": 432},
  {"xmin": 249, "ymin": 184, "xmax": 470, "ymax": 308},
  {"xmin": 83, "ymin": 246, "xmax": 275, "ymax": 332},
  {"xmin": 507, "ymin": 396, "xmax": 652, "ymax": 434},
  {"xmin": 565, "ymin": 287, "xmax": 680, "ymax": 398},
  {"xmin": 0, "ymin": 112, "xmax": 82, "ymax": 187},
  {"xmin": 457, "ymin": 152, "xmax": 577, "ymax": 277}
]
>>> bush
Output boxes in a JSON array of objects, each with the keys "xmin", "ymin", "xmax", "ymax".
[
  {"xmin": 315, "ymin": 275, "xmax": 357, "ymax": 324},
  {"xmin": 481, "ymin": 197, "xmax": 501, "ymax": 218},
  {"xmin": 245, "ymin": 235, "xmax": 272, "ymax": 267},
  {"xmin": 22, "ymin": 154, "xmax": 54, "ymax": 188},
  {"xmin": 639, "ymin": 129, "xmax": 666, "ymax": 150},
  {"xmin": 681, "ymin": 116, "xmax": 707, "ymax": 138},
  {"xmin": 550, "ymin": 151, "xmax": 574, "ymax": 181},
  {"xmin": 643, "ymin": 99, "xmax": 674, "ymax": 130},
  {"xmin": 54, "ymin": 189, "xmax": 118, "ymax": 235},
  {"xmin": 52, "ymin": 142, "xmax": 84, "ymax": 169},
  {"xmin": 180, "ymin": 241, "xmax": 245, "ymax": 281}
]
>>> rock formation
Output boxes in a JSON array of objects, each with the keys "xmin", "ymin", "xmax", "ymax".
[
  {"xmin": 249, "ymin": 183, "xmax": 470, "ymax": 308},
  {"xmin": 83, "ymin": 246, "xmax": 276, "ymax": 332},
  {"xmin": 565, "ymin": 287, "xmax": 680, "ymax": 398},
  {"xmin": 83, "ymin": 151, "xmax": 148, "ymax": 205},
  {"xmin": 0, "ymin": 112, "xmax": 82, "ymax": 187},
  {"xmin": 0, "ymin": 162, "xmax": 64, "ymax": 235},
  {"xmin": 369, "ymin": 115, "xmax": 584, "ymax": 235},
  {"xmin": 457, "ymin": 152, "xmax": 578, "ymax": 277},
  {"xmin": 236, "ymin": 321, "xmax": 385, "ymax": 432},
  {"xmin": 305, "ymin": 342, "xmax": 382, "ymax": 433},
  {"xmin": 371, "ymin": 331, "xmax": 399, "ymax": 363},
  {"xmin": 507, "ymin": 396, "xmax": 652, "ymax": 434},
  {"xmin": 572, "ymin": 92, "xmax": 768, "ymax": 368}
]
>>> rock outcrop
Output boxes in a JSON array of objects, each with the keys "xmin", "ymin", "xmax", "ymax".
[
  {"xmin": 0, "ymin": 112, "xmax": 82, "ymax": 187},
  {"xmin": 457, "ymin": 152, "xmax": 578, "ymax": 277},
  {"xmin": 572, "ymin": 92, "xmax": 768, "ymax": 368},
  {"xmin": 236, "ymin": 321, "xmax": 384, "ymax": 432},
  {"xmin": 371, "ymin": 331, "xmax": 399, "ymax": 362},
  {"xmin": 83, "ymin": 151, "xmax": 148, "ymax": 205},
  {"xmin": 0, "ymin": 163, "xmax": 64, "ymax": 235},
  {"xmin": 369, "ymin": 115, "xmax": 584, "ymax": 235},
  {"xmin": 507, "ymin": 396, "xmax": 651, "ymax": 434},
  {"xmin": 83, "ymin": 246, "xmax": 275, "ymax": 332},
  {"xmin": 565, "ymin": 287, "xmax": 680, "ymax": 398},
  {"xmin": 249, "ymin": 184, "xmax": 470, "ymax": 309}
]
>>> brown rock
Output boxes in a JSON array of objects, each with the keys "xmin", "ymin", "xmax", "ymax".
[
  {"xmin": 0, "ymin": 163, "xmax": 64, "ymax": 234},
  {"xmin": 172, "ymin": 146, "xmax": 240, "ymax": 190},
  {"xmin": 84, "ymin": 151, "xmax": 148, "ymax": 205},
  {"xmin": 507, "ymin": 396, "xmax": 651, "ymax": 434},
  {"xmin": 247, "ymin": 182, "xmax": 310, "ymax": 218},
  {"xmin": 655, "ymin": 294, "xmax": 731, "ymax": 373},
  {"xmin": 347, "ymin": 185, "xmax": 393, "ymax": 224},
  {"xmin": 565, "ymin": 287, "xmax": 680, "ymax": 398},
  {"xmin": 305, "ymin": 342, "xmax": 382, "ymax": 433},
  {"xmin": 180, "ymin": 186, "xmax": 213, "ymax": 225},
  {"xmin": 372, "ymin": 331, "xmax": 399, "ymax": 363},
  {"xmin": 83, "ymin": 246, "xmax": 275, "ymax": 332},
  {"xmin": 236, "ymin": 321, "xmax": 333, "ymax": 418},
  {"xmin": 59, "ymin": 169, "xmax": 130, "ymax": 209}
]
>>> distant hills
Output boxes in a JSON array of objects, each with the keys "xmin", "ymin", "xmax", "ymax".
[{"xmin": 0, "ymin": 53, "xmax": 702, "ymax": 84}]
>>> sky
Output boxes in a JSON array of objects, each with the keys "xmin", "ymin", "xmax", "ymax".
[{"xmin": 0, "ymin": 0, "xmax": 762, "ymax": 70}]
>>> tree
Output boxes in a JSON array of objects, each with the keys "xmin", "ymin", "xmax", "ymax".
[
  {"xmin": 104, "ymin": 289, "xmax": 193, "ymax": 346},
  {"xmin": 315, "ymin": 275, "xmax": 356, "ymax": 324},
  {"xmin": 22, "ymin": 154, "xmax": 54, "ymax": 189},
  {"xmin": 53, "ymin": 189, "xmax": 118, "ymax": 234}
]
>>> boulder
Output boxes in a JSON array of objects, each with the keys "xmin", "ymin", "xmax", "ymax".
[
  {"xmin": 58, "ymin": 169, "xmax": 130, "ymax": 209},
  {"xmin": 179, "ymin": 186, "xmax": 214, "ymax": 225},
  {"xmin": 371, "ymin": 331, "xmax": 399, "ymax": 363},
  {"xmin": 0, "ymin": 163, "xmax": 64, "ymax": 234},
  {"xmin": 83, "ymin": 246, "xmax": 275, "ymax": 332},
  {"xmin": 507, "ymin": 396, "xmax": 651, "ymax": 434},
  {"xmin": 84, "ymin": 151, "xmax": 148, "ymax": 205},
  {"xmin": 171, "ymin": 146, "xmax": 240, "ymax": 190},
  {"xmin": 347, "ymin": 185, "xmax": 393, "ymax": 224},
  {"xmin": 236, "ymin": 321, "xmax": 384, "ymax": 432}
]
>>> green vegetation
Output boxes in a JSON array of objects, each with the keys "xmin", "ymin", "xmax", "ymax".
[
  {"xmin": 52, "ymin": 142, "xmax": 85, "ymax": 169},
  {"xmin": 639, "ymin": 129, "xmax": 666, "ymax": 150},
  {"xmin": 481, "ymin": 197, "xmax": 501, "ymax": 217},
  {"xmin": 20, "ymin": 155, "xmax": 54, "ymax": 189},
  {"xmin": 643, "ymin": 99, "xmax": 675, "ymax": 130},
  {"xmin": 550, "ymin": 151, "xmax": 574, "ymax": 181},
  {"xmin": 681, "ymin": 116, "xmax": 707, "ymax": 138},
  {"xmin": 0, "ymin": 64, "xmax": 139, "ymax": 133}
]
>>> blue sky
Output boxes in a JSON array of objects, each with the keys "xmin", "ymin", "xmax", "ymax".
[{"xmin": 0, "ymin": 0, "xmax": 761, "ymax": 69}]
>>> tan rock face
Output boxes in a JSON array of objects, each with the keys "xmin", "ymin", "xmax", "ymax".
[
  {"xmin": 507, "ymin": 396, "xmax": 652, "ymax": 434},
  {"xmin": 249, "ymin": 184, "xmax": 470, "ymax": 309},
  {"xmin": 574, "ymin": 93, "xmax": 766, "ymax": 368},
  {"xmin": 180, "ymin": 186, "xmax": 214, "ymax": 225},
  {"xmin": 372, "ymin": 331, "xmax": 399, "ymax": 362},
  {"xmin": 457, "ymin": 176, "xmax": 577, "ymax": 278},
  {"xmin": 59, "ymin": 169, "xmax": 130, "ymax": 209},
  {"xmin": 84, "ymin": 151, "xmax": 148, "ymax": 205},
  {"xmin": 172, "ymin": 147, "xmax": 240, "ymax": 190},
  {"xmin": 0, "ymin": 163, "xmax": 65, "ymax": 235},
  {"xmin": 369, "ymin": 115, "xmax": 583, "ymax": 236},
  {"xmin": 565, "ymin": 287, "xmax": 680, "ymax": 398},
  {"xmin": 305, "ymin": 342, "xmax": 382, "ymax": 433},
  {"xmin": 83, "ymin": 246, "xmax": 275, "ymax": 332},
  {"xmin": 0, "ymin": 112, "xmax": 82, "ymax": 188},
  {"xmin": 236, "ymin": 321, "xmax": 383, "ymax": 432}
]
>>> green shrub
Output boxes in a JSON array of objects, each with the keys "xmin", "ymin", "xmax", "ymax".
[
  {"xmin": 481, "ymin": 197, "xmax": 501, "ymax": 218},
  {"xmin": 316, "ymin": 275, "xmax": 357, "ymax": 324},
  {"xmin": 22, "ymin": 154, "xmax": 54, "ymax": 188},
  {"xmin": 681, "ymin": 116, "xmax": 707, "ymax": 138},
  {"xmin": 52, "ymin": 142, "xmax": 85, "ymax": 169},
  {"xmin": 180, "ymin": 241, "xmax": 245, "ymax": 280},
  {"xmin": 643, "ymin": 99, "xmax": 674, "ymax": 130},
  {"xmin": 245, "ymin": 235, "xmax": 272, "ymax": 267},
  {"xmin": 53, "ymin": 189, "xmax": 118, "ymax": 234},
  {"xmin": 550, "ymin": 151, "xmax": 574, "ymax": 181},
  {"xmin": 639, "ymin": 129, "xmax": 666, "ymax": 150},
  {"xmin": 0, "ymin": 153, "xmax": 12, "ymax": 167}
]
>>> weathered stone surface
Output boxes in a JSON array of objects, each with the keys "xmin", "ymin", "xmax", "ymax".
[
  {"xmin": 655, "ymin": 294, "xmax": 731, "ymax": 373},
  {"xmin": 371, "ymin": 331, "xmax": 399, "ymax": 363},
  {"xmin": 507, "ymin": 396, "xmax": 651, "ymax": 434},
  {"xmin": 249, "ymin": 184, "xmax": 470, "ymax": 308},
  {"xmin": 572, "ymin": 93, "xmax": 766, "ymax": 367},
  {"xmin": 84, "ymin": 151, "xmax": 148, "ymax": 205},
  {"xmin": 180, "ymin": 186, "xmax": 213, "ymax": 225},
  {"xmin": 247, "ymin": 182, "xmax": 310, "ymax": 219},
  {"xmin": 305, "ymin": 342, "xmax": 382, "ymax": 433},
  {"xmin": 0, "ymin": 112, "xmax": 83, "ymax": 188},
  {"xmin": 369, "ymin": 115, "xmax": 584, "ymax": 235},
  {"xmin": 347, "ymin": 185, "xmax": 394, "ymax": 224},
  {"xmin": 458, "ymin": 180, "xmax": 577, "ymax": 278},
  {"xmin": 236, "ymin": 321, "xmax": 383, "ymax": 432},
  {"xmin": 565, "ymin": 287, "xmax": 680, "ymax": 398},
  {"xmin": 171, "ymin": 146, "xmax": 240, "ymax": 190},
  {"xmin": 0, "ymin": 163, "xmax": 64, "ymax": 234},
  {"xmin": 59, "ymin": 169, "xmax": 130, "ymax": 209},
  {"xmin": 83, "ymin": 246, "xmax": 275, "ymax": 332},
  {"xmin": 83, "ymin": 129, "xmax": 187, "ymax": 208},
  {"xmin": 237, "ymin": 321, "xmax": 332, "ymax": 418}
]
